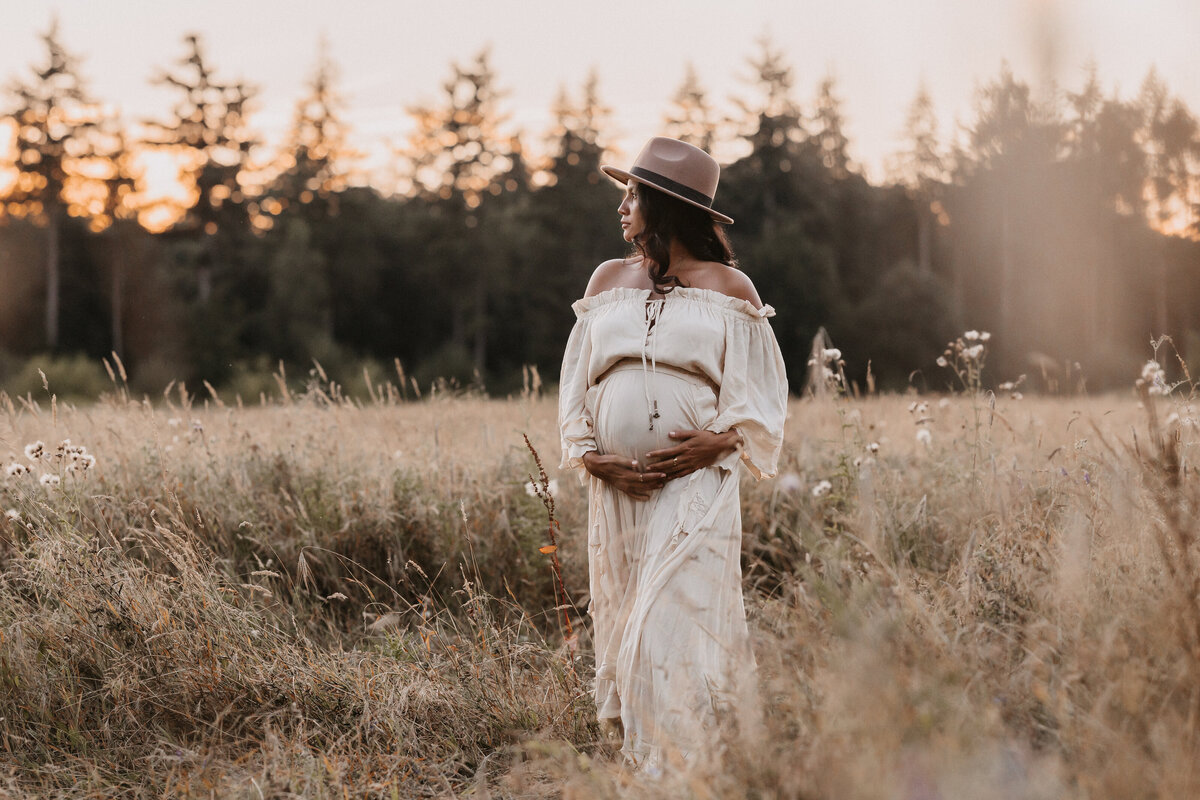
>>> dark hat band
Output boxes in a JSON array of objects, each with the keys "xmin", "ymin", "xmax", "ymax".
[{"xmin": 630, "ymin": 166, "xmax": 713, "ymax": 208}]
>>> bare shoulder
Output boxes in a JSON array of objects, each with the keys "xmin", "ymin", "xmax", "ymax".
[
  {"xmin": 584, "ymin": 257, "xmax": 643, "ymax": 297},
  {"xmin": 715, "ymin": 265, "xmax": 764, "ymax": 309}
]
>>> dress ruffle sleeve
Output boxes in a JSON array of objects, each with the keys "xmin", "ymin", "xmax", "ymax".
[
  {"xmin": 704, "ymin": 305, "xmax": 788, "ymax": 479},
  {"xmin": 558, "ymin": 309, "xmax": 597, "ymax": 474}
]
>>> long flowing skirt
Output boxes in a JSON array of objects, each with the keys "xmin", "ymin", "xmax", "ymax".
[{"xmin": 586, "ymin": 362, "xmax": 757, "ymax": 767}]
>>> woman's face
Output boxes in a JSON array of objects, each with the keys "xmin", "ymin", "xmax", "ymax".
[{"xmin": 618, "ymin": 180, "xmax": 645, "ymax": 243}]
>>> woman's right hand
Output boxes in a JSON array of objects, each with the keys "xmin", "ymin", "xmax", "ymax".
[{"xmin": 581, "ymin": 452, "xmax": 666, "ymax": 500}]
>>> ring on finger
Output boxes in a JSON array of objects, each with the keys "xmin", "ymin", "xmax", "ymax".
[{"xmin": 673, "ymin": 456, "xmax": 679, "ymax": 468}]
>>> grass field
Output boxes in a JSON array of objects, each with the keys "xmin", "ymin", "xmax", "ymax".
[{"xmin": 0, "ymin": 374, "xmax": 1198, "ymax": 798}]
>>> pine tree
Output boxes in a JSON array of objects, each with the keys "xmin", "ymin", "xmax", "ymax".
[
  {"xmin": 1065, "ymin": 63, "xmax": 1103, "ymax": 161},
  {"xmin": 546, "ymin": 69, "xmax": 608, "ymax": 187},
  {"xmin": 92, "ymin": 123, "xmax": 140, "ymax": 359},
  {"xmin": 270, "ymin": 38, "xmax": 355, "ymax": 226},
  {"xmin": 145, "ymin": 34, "xmax": 259, "ymax": 304},
  {"xmin": 736, "ymin": 37, "xmax": 804, "ymax": 166},
  {"xmin": 1, "ymin": 18, "xmax": 101, "ymax": 349},
  {"xmin": 1137, "ymin": 68, "xmax": 1199, "ymax": 335},
  {"xmin": 725, "ymin": 37, "xmax": 808, "ymax": 227},
  {"xmin": 812, "ymin": 73, "xmax": 852, "ymax": 179},
  {"xmin": 262, "ymin": 40, "xmax": 359, "ymax": 364},
  {"xmin": 404, "ymin": 48, "xmax": 512, "ymax": 374},
  {"xmin": 517, "ymin": 73, "xmax": 618, "ymax": 373},
  {"xmin": 406, "ymin": 48, "xmax": 510, "ymax": 211},
  {"xmin": 889, "ymin": 82, "xmax": 946, "ymax": 273},
  {"xmin": 1139, "ymin": 68, "xmax": 1199, "ymax": 234},
  {"xmin": 965, "ymin": 63, "xmax": 1061, "ymax": 175},
  {"xmin": 961, "ymin": 64, "xmax": 1062, "ymax": 340},
  {"xmin": 663, "ymin": 63, "xmax": 717, "ymax": 152}
]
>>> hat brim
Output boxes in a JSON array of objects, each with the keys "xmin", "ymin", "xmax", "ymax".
[{"xmin": 601, "ymin": 165, "xmax": 735, "ymax": 225}]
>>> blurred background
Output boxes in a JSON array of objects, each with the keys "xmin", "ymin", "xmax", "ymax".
[{"xmin": 0, "ymin": 0, "xmax": 1197, "ymax": 399}]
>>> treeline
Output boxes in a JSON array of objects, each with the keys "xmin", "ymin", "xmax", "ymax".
[{"xmin": 1, "ymin": 23, "xmax": 1199, "ymax": 398}]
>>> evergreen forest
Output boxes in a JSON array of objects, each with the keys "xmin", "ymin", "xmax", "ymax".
[{"xmin": 2, "ymin": 25, "xmax": 1199, "ymax": 399}]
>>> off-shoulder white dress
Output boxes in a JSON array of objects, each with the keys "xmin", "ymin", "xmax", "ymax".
[{"xmin": 558, "ymin": 286, "xmax": 788, "ymax": 767}]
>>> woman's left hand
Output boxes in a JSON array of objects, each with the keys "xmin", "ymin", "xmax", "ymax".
[{"xmin": 644, "ymin": 429, "xmax": 740, "ymax": 481}]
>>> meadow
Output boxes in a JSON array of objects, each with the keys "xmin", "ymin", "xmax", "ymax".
[{"xmin": 0, "ymin": 366, "xmax": 1198, "ymax": 798}]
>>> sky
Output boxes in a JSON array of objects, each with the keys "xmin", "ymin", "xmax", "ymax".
[{"xmin": 1, "ymin": 0, "xmax": 1198, "ymax": 185}]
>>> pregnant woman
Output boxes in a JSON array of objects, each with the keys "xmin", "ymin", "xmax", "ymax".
[{"xmin": 558, "ymin": 137, "xmax": 788, "ymax": 768}]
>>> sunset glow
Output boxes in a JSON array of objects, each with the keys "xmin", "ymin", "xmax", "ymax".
[{"xmin": 2, "ymin": 2, "xmax": 1197, "ymax": 237}]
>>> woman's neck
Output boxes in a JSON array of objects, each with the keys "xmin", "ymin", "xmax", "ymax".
[{"xmin": 666, "ymin": 239, "xmax": 696, "ymax": 272}]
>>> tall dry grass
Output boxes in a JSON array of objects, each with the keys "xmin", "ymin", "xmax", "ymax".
[{"xmin": 0, "ymin": 370, "xmax": 1197, "ymax": 797}]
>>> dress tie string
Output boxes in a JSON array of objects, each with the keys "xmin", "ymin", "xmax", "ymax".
[{"xmin": 642, "ymin": 298, "xmax": 664, "ymax": 430}]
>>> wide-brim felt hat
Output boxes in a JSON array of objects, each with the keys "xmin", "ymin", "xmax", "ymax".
[{"xmin": 601, "ymin": 136, "xmax": 734, "ymax": 225}]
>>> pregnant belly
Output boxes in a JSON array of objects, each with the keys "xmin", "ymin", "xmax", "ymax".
[{"xmin": 590, "ymin": 366, "xmax": 718, "ymax": 462}]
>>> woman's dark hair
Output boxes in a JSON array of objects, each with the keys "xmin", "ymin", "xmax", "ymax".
[{"xmin": 631, "ymin": 182, "xmax": 736, "ymax": 293}]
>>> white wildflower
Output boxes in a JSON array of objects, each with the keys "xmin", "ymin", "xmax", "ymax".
[
  {"xmin": 963, "ymin": 344, "xmax": 984, "ymax": 361},
  {"xmin": 325, "ymin": 592, "xmax": 349, "ymax": 602},
  {"xmin": 191, "ymin": 419, "xmax": 203, "ymax": 432},
  {"xmin": 6, "ymin": 463, "xmax": 29, "ymax": 478},
  {"xmin": 1140, "ymin": 360, "xmax": 1169, "ymax": 396},
  {"xmin": 964, "ymin": 330, "xmax": 980, "ymax": 341},
  {"xmin": 999, "ymin": 381, "xmax": 1015, "ymax": 392},
  {"xmin": 936, "ymin": 356, "xmax": 949, "ymax": 368},
  {"xmin": 811, "ymin": 480, "xmax": 833, "ymax": 498},
  {"xmin": 908, "ymin": 401, "xmax": 919, "ymax": 413},
  {"xmin": 63, "ymin": 446, "xmax": 95, "ymax": 474},
  {"xmin": 916, "ymin": 428, "xmax": 932, "ymax": 447},
  {"xmin": 39, "ymin": 473, "xmax": 60, "ymax": 488},
  {"xmin": 23, "ymin": 441, "xmax": 44, "ymax": 460},
  {"xmin": 777, "ymin": 472, "xmax": 803, "ymax": 493},
  {"xmin": 866, "ymin": 442, "xmax": 881, "ymax": 454},
  {"xmin": 822, "ymin": 348, "xmax": 842, "ymax": 363},
  {"xmin": 1011, "ymin": 392, "xmax": 1024, "ymax": 400},
  {"xmin": 167, "ymin": 417, "xmax": 181, "ymax": 427},
  {"xmin": 980, "ymin": 331, "xmax": 991, "ymax": 342},
  {"xmin": 4, "ymin": 509, "xmax": 19, "ymax": 521}
]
